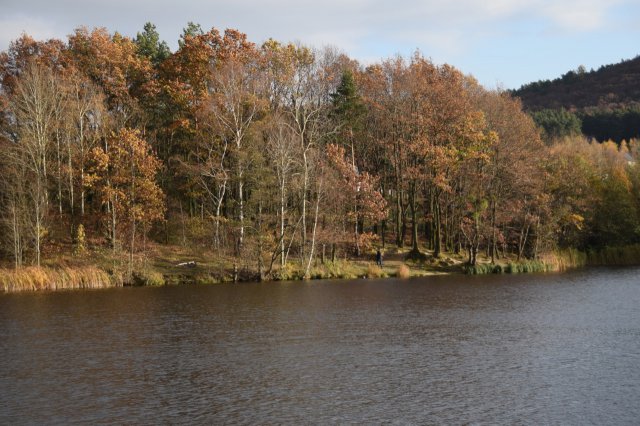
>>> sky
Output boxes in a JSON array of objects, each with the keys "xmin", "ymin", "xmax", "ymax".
[{"xmin": 0, "ymin": 0, "xmax": 639, "ymax": 89}]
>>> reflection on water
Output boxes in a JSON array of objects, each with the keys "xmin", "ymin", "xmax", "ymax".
[{"xmin": 1, "ymin": 268, "xmax": 640, "ymax": 423}]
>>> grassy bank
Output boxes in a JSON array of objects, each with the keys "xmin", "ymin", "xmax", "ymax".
[{"xmin": 2, "ymin": 244, "xmax": 640, "ymax": 293}]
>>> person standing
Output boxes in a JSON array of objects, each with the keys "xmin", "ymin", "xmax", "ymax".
[{"xmin": 376, "ymin": 249, "xmax": 383, "ymax": 267}]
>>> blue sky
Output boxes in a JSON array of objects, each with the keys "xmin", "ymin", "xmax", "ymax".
[{"xmin": 1, "ymin": 0, "xmax": 638, "ymax": 89}]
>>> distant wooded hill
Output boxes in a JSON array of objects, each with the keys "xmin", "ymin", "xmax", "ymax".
[{"xmin": 512, "ymin": 56, "xmax": 640, "ymax": 142}]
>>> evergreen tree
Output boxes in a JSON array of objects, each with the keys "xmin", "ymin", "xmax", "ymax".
[
  {"xmin": 530, "ymin": 108, "xmax": 582, "ymax": 143},
  {"xmin": 135, "ymin": 22, "xmax": 170, "ymax": 66},
  {"xmin": 178, "ymin": 22, "xmax": 204, "ymax": 48},
  {"xmin": 331, "ymin": 70, "xmax": 365, "ymax": 132}
]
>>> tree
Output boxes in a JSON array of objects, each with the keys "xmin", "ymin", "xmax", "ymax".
[
  {"xmin": 178, "ymin": 22, "xmax": 204, "ymax": 48},
  {"xmin": 267, "ymin": 43, "xmax": 339, "ymax": 261},
  {"xmin": 331, "ymin": 70, "xmax": 368, "ymax": 255},
  {"xmin": 135, "ymin": 22, "xmax": 171, "ymax": 66},
  {"xmin": 86, "ymin": 128, "xmax": 164, "ymax": 273},
  {"xmin": 265, "ymin": 113, "xmax": 297, "ymax": 267},
  {"xmin": 205, "ymin": 34, "xmax": 264, "ymax": 280},
  {"xmin": 530, "ymin": 108, "xmax": 582, "ymax": 143},
  {"xmin": 62, "ymin": 68, "xmax": 106, "ymax": 218},
  {"xmin": 326, "ymin": 143, "xmax": 387, "ymax": 254},
  {"xmin": 474, "ymin": 89, "xmax": 545, "ymax": 262},
  {"xmin": 6, "ymin": 62, "xmax": 64, "ymax": 266},
  {"xmin": 67, "ymin": 27, "xmax": 155, "ymax": 125}
]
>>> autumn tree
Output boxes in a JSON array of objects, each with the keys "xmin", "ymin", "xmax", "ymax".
[
  {"xmin": 86, "ymin": 128, "xmax": 164, "ymax": 272},
  {"xmin": 471, "ymin": 88, "xmax": 545, "ymax": 261},
  {"xmin": 265, "ymin": 113, "xmax": 298, "ymax": 268},
  {"xmin": 205, "ymin": 31, "xmax": 265, "ymax": 280},
  {"xmin": 330, "ymin": 69, "xmax": 369, "ymax": 255},
  {"xmin": 326, "ymin": 143, "xmax": 387, "ymax": 254},
  {"xmin": 67, "ymin": 27, "xmax": 155, "ymax": 126}
]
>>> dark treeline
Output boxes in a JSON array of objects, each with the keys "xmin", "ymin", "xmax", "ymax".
[
  {"xmin": 529, "ymin": 106, "xmax": 640, "ymax": 144},
  {"xmin": 1, "ymin": 23, "xmax": 639, "ymax": 280},
  {"xmin": 513, "ymin": 56, "xmax": 640, "ymax": 110},
  {"xmin": 513, "ymin": 56, "xmax": 640, "ymax": 143}
]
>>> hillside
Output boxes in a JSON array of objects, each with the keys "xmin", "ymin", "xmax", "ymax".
[
  {"xmin": 512, "ymin": 56, "xmax": 640, "ymax": 142},
  {"xmin": 512, "ymin": 56, "xmax": 640, "ymax": 111}
]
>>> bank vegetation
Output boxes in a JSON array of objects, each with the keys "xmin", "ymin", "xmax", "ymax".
[{"xmin": 1, "ymin": 23, "xmax": 640, "ymax": 291}]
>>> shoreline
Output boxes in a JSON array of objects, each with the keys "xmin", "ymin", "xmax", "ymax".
[
  {"xmin": 2, "ymin": 244, "xmax": 638, "ymax": 293},
  {"xmin": 0, "ymin": 249, "xmax": 574, "ymax": 293}
]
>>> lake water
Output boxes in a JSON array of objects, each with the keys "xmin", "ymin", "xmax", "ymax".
[{"xmin": 1, "ymin": 268, "xmax": 640, "ymax": 424}]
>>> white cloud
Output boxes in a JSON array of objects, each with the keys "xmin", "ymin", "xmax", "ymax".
[{"xmin": 538, "ymin": 0, "xmax": 616, "ymax": 32}]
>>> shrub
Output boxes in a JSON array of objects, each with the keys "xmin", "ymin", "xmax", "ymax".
[
  {"xmin": 74, "ymin": 224, "xmax": 87, "ymax": 256},
  {"xmin": 396, "ymin": 264, "xmax": 411, "ymax": 279}
]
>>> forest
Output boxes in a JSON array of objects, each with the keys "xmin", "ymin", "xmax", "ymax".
[
  {"xmin": 1, "ymin": 23, "xmax": 640, "ymax": 288},
  {"xmin": 512, "ymin": 56, "xmax": 640, "ymax": 142}
]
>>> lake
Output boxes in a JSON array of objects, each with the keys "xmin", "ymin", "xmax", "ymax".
[{"xmin": 1, "ymin": 268, "xmax": 639, "ymax": 424}]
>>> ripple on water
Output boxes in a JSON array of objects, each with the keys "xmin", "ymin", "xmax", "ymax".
[{"xmin": 1, "ymin": 268, "xmax": 640, "ymax": 424}]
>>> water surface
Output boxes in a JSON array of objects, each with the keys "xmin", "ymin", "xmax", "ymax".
[{"xmin": 1, "ymin": 268, "xmax": 639, "ymax": 424}]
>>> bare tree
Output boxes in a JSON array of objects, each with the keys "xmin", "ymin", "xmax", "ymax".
[
  {"xmin": 63, "ymin": 70, "xmax": 106, "ymax": 218},
  {"xmin": 265, "ymin": 113, "xmax": 297, "ymax": 267},
  {"xmin": 8, "ymin": 62, "xmax": 64, "ymax": 266},
  {"xmin": 207, "ymin": 53, "xmax": 265, "ymax": 280}
]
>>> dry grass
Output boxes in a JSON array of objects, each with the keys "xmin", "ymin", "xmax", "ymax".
[
  {"xmin": 540, "ymin": 249, "xmax": 587, "ymax": 272},
  {"xmin": 366, "ymin": 264, "xmax": 386, "ymax": 278},
  {"xmin": 396, "ymin": 264, "xmax": 411, "ymax": 279},
  {"xmin": 0, "ymin": 266, "xmax": 114, "ymax": 292}
]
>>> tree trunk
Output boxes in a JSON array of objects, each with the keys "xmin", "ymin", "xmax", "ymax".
[
  {"xmin": 67, "ymin": 135, "xmax": 74, "ymax": 217},
  {"xmin": 490, "ymin": 199, "xmax": 497, "ymax": 264},
  {"xmin": 111, "ymin": 197, "xmax": 117, "ymax": 253},
  {"xmin": 434, "ymin": 194, "xmax": 442, "ymax": 258},
  {"xmin": 34, "ymin": 176, "xmax": 43, "ymax": 267},
  {"xmin": 280, "ymin": 175, "xmax": 286, "ymax": 268},
  {"xmin": 257, "ymin": 200, "xmax": 264, "ymax": 281},
  {"xmin": 351, "ymin": 142, "xmax": 360, "ymax": 257},
  {"xmin": 409, "ymin": 182, "xmax": 419, "ymax": 253},
  {"xmin": 56, "ymin": 130, "xmax": 63, "ymax": 216},
  {"xmin": 395, "ymin": 188, "xmax": 403, "ymax": 248},
  {"xmin": 304, "ymin": 177, "xmax": 322, "ymax": 278},
  {"xmin": 517, "ymin": 222, "xmax": 531, "ymax": 261},
  {"xmin": 301, "ymin": 143, "xmax": 308, "ymax": 260}
]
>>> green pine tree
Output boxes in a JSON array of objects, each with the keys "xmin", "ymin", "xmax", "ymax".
[{"xmin": 135, "ymin": 22, "xmax": 171, "ymax": 66}]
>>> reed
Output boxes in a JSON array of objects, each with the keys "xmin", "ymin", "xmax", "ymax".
[
  {"xmin": 464, "ymin": 263, "xmax": 500, "ymax": 274},
  {"xmin": 587, "ymin": 245, "xmax": 640, "ymax": 266},
  {"xmin": 541, "ymin": 249, "xmax": 587, "ymax": 271},
  {"xmin": 504, "ymin": 260, "xmax": 549, "ymax": 273},
  {"xmin": 0, "ymin": 266, "xmax": 114, "ymax": 292},
  {"xmin": 366, "ymin": 264, "xmax": 386, "ymax": 278}
]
